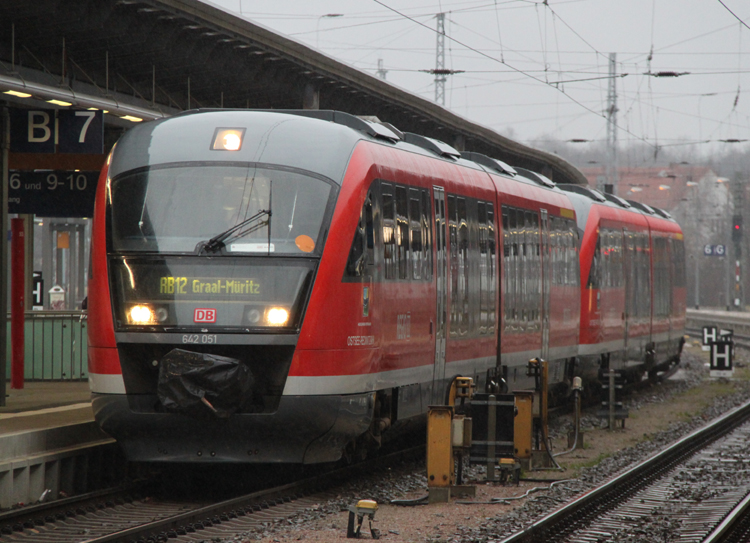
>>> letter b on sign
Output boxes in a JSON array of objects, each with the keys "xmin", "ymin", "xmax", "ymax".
[{"xmin": 10, "ymin": 108, "xmax": 54, "ymax": 153}]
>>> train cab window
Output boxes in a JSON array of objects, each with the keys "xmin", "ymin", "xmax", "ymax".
[{"xmin": 344, "ymin": 190, "xmax": 374, "ymax": 279}]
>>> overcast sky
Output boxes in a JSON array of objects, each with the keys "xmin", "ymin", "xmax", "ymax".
[{"xmin": 205, "ymin": 0, "xmax": 749, "ymax": 158}]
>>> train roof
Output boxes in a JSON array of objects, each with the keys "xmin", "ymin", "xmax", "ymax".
[
  {"xmin": 108, "ymin": 109, "xmax": 365, "ymax": 183},
  {"xmin": 108, "ymin": 109, "xmax": 573, "ymax": 198}
]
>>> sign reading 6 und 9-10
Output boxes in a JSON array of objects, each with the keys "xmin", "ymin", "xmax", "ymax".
[{"xmin": 9, "ymin": 108, "xmax": 103, "ymax": 154}]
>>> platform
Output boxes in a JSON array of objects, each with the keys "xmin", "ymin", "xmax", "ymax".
[
  {"xmin": 0, "ymin": 381, "xmax": 94, "ymax": 435},
  {"xmin": 0, "ymin": 381, "xmax": 123, "ymax": 509}
]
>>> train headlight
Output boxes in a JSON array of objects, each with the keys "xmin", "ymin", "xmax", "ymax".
[
  {"xmin": 266, "ymin": 307, "xmax": 290, "ymax": 326},
  {"xmin": 211, "ymin": 128, "xmax": 246, "ymax": 151},
  {"xmin": 128, "ymin": 304, "xmax": 156, "ymax": 325}
]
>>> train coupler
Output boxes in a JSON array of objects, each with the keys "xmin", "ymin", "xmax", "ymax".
[{"xmin": 346, "ymin": 499, "xmax": 380, "ymax": 539}]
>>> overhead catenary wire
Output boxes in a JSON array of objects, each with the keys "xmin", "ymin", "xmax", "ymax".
[{"xmin": 370, "ymin": 0, "xmax": 659, "ymax": 151}]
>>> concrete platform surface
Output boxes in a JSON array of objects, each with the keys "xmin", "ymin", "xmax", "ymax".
[{"xmin": 0, "ymin": 381, "xmax": 94, "ymax": 435}]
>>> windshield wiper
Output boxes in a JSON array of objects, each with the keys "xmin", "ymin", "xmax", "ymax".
[{"xmin": 197, "ymin": 209, "xmax": 271, "ymax": 254}]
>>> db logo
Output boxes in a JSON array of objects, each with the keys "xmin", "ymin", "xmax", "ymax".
[{"xmin": 194, "ymin": 308, "xmax": 217, "ymax": 323}]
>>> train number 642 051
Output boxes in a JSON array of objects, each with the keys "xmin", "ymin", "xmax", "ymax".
[{"xmin": 181, "ymin": 334, "xmax": 217, "ymax": 344}]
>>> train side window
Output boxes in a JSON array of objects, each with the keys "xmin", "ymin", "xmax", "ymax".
[
  {"xmin": 396, "ymin": 185, "xmax": 409, "ymax": 280},
  {"xmin": 502, "ymin": 207, "xmax": 511, "ymax": 329},
  {"xmin": 487, "ymin": 204, "xmax": 497, "ymax": 333},
  {"xmin": 421, "ymin": 189, "xmax": 432, "ymax": 280},
  {"xmin": 448, "ymin": 195, "xmax": 459, "ymax": 337},
  {"xmin": 673, "ymin": 238, "xmax": 686, "ymax": 288},
  {"xmin": 344, "ymin": 190, "xmax": 374, "ymax": 279},
  {"xmin": 605, "ymin": 229, "xmax": 612, "ymax": 288},
  {"xmin": 478, "ymin": 202, "xmax": 488, "ymax": 334},
  {"xmin": 587, "ymin": 229, "xmax": 601, "ymax": 290},
  {"xmin": 409, "ymin": 189, "xmax": 422, "ymax": 280},
  {"xmin": 508, "ymin": 207, "xmax": 518, "ymax": 324},
  {"xmin": 568, "ymin": 220, "xmax": 579, "ymax": 286},
  {"xmin": 382, "ymin": 183, "xmax": 396, "ymax": 280},
  {"xmin": 643, "ymin": 234, "xmax": 652, "ymax": 317},
  {"xmin": 530, "ymin": 211, "xmax": 539, "ymax": 325},
  {"xmin": 457, "ymin": 197, "xmax": 469, "ymax": 335},
  {"xmin": 653, "ymin": 237, "xmax": 670, "ymax": 317}
]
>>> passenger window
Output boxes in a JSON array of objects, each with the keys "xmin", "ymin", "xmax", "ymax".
[
  {"xmin": 382, "ymin": 184, "xmax": 396, "ymax": 280},
  {"xmin": 421, "ymin": 189, "xmax": 433, "ymax": 280},
  {"xmin": 396, "ymin": 186, "xmax": 409, "ymax": 280},
  {"xmin": 448, "ymin": 195, "xmax": 458, "ymax": 337},
  {"xmin": 487, "ymin": 204, "xmax": 496, "ymax": 333},
  {"xmin": 587, "ymin": 230, "xmax": 601, "ymax": 289},
  {"xmin": 409, "ymin": 190, "xmax": 422, "ymax": 280},
  {"xmin": 457, "ymin": 197, "xmax": 469, "ymax": 335}
]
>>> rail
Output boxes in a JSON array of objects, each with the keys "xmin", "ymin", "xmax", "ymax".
[
  {"xmin": 498, "ymin": 399, "xmax": 750, "ymax": 543},
  {"xmin": 4, "ymin": 311, "xmax": 88, "ymax": 381}
]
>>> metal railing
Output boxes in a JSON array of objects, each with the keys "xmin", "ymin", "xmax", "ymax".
[{"xmin": 5, "ymin": 311, "xmax": 88, "ymax": 381}]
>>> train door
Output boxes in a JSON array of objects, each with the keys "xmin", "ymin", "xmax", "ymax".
[
  {"xmin": 540, "ymin": 209, "xmax": 550, "ymax": 361},
  {"xmin": 432, "ymin": 187, "xmax": 448, "ymax": 403}
]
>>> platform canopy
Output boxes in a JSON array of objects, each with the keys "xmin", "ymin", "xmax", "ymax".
[{"xmin": 0, "ymin": 0, "xmax": 587, "ymax": 184}]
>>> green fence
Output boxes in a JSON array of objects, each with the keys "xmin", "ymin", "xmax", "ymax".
[{"xmin": 5, "ymin": 311, "xmax": 88, "ymax": 380}]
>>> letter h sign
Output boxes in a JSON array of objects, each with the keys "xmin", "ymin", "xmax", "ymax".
[{"xmin": 709, "ymin": 334, "xmax": 734, "ymax": 378}]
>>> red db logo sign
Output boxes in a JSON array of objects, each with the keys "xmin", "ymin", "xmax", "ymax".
[{"xmin": 194, "ymin": 308, "xmax": 217, "ymax": 323}]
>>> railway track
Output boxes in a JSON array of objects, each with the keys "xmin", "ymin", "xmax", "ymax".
[
  {"xmin": 499, "ymin": 399, "xmax": 750, "ymax": 543},
  {"xmin": 0, "ymin": 446, "xmax": 422, "ymax": 543}
]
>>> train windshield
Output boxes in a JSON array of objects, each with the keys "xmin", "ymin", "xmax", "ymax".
[{"xmin": 109, "ymin": 164, "xmax": 333, "ymax": 254}]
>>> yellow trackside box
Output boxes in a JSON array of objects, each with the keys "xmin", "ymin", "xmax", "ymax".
[
  {"xmin": 427, "ymin": 406, "xmax": 454, "ymax": 488},
  {"xmin": 514, "ymin": 392, "xmax": 533, "ymax": 459}
]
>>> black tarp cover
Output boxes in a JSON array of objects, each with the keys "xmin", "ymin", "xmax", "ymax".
[{"xmin": 157, "ymin": 349, "xmax": 254, "ymax": 418}]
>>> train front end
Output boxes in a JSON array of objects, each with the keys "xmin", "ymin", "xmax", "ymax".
[{"xmin": 88, "ymin": 110, "xmax": 368, "ymax": 463}]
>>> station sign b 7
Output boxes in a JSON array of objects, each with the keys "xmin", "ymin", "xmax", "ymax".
[{"xmin": 10, "ymin": 108, "xmax": 103, "ymax": 154}]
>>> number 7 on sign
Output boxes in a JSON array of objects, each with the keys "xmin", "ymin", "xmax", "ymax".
[{"xmin": 74, "ymin": 111, "xmax": 96, "ymax": 143}]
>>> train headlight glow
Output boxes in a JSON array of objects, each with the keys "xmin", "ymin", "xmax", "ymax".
[
  {"xmin": 266, "ymin": 307, "xmax": 290, "ymax": 326},
  {"xmin": 211, "ymin": 128, "xmax": 246, "ymax": 151},
  {"xmin": 128, "ymin": 304, "xmax": 156, "ymax": 325}
]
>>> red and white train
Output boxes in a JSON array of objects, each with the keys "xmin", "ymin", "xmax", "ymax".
[{"xmin": 87, "ymin": 110, "xmax": 685, "ymax": 463}]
